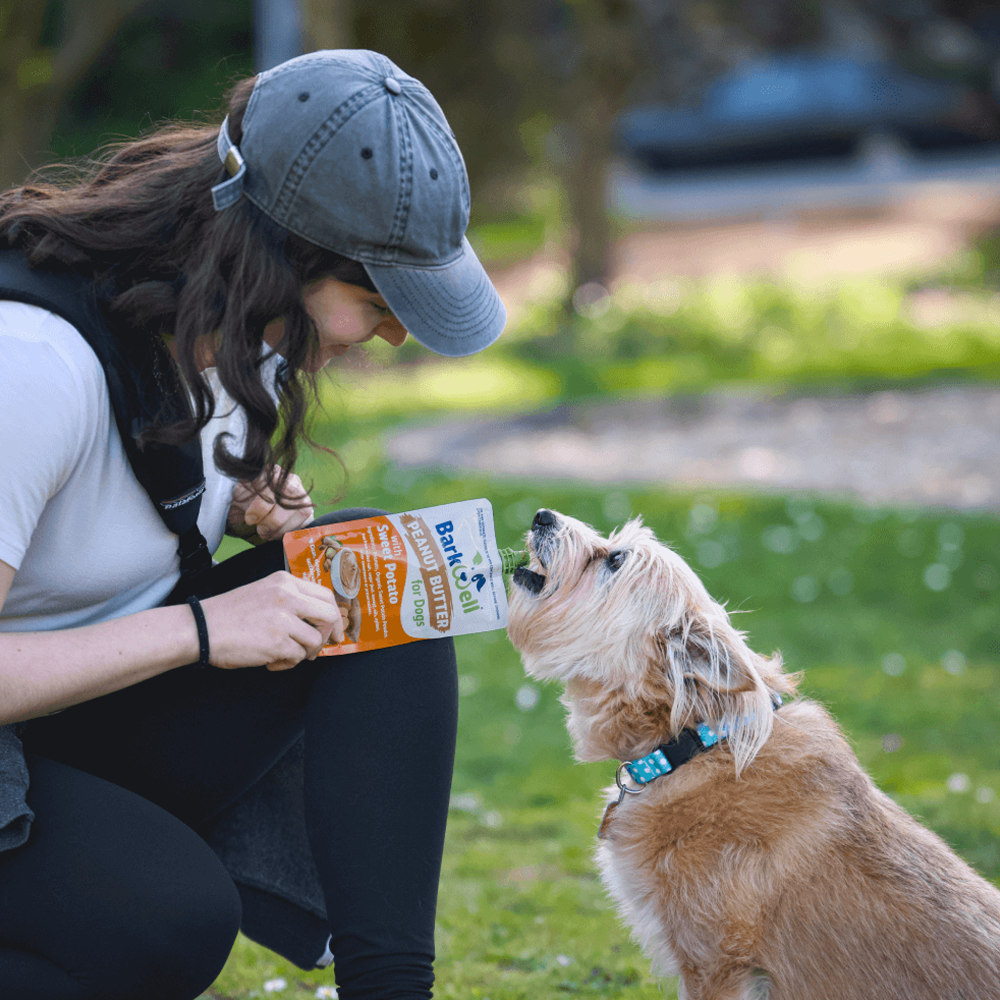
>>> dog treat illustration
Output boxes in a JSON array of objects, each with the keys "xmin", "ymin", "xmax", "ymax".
[
  {"xmin": 329, "ymin": 548, "xmax": 360, "ymax": 599},
  {"xmin": 507, "ymin": 507, "xmax": 1000, "ymax": 1000},
  {"xmin": 340, "ymin": 549, "xmax": 360, "ymax": 591},
  {"xmin": 346, "ymin": 597, "xmax": 362, "ymax": 643},
  {"xmin": 320, "ymin": 533, "xmax": 342, "ymax": 574}
]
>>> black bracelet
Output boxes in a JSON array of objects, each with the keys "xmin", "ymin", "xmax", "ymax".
[{"xmin": 185, "ymin": 595, "xmax": 211, "ymax": 668}]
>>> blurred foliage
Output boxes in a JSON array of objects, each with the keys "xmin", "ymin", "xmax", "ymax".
[
  {"xmin": 0, "ymin": 0, "xmax": 147, "ymax": 188},
  {"xmin": 50, "ymin": 0, "xmax": 253, "ymax": 160},
  {"xmin": 717, "ymin": 0, "xmax": 825, "ymax": 51},
  {"xmin": 349, "ymin": 0, "xmax": 651, "ymax": 292},
  {"xmin": 968, "ymin": 227, "xmax": 1000, "ymax": 289}
]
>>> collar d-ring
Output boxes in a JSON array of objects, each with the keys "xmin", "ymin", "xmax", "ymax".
[{"xmin": 615, "ymin": 761, "xmax": 645, "ymax": 803}]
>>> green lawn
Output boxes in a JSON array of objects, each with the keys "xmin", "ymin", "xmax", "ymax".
[{"xmin": 204, "ymin": 275, "xmax": 1000, "ymax": 999}]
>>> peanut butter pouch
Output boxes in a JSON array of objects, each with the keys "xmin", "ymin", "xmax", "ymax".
[{"xmin": 282, "ymin": 499, "xmax": 525, "ymax": 656}]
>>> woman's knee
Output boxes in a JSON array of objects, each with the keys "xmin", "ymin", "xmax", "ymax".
[
  {"xmin": 100, "ymin": 870, "xmax": 241, "ymax": 1000},
  {"xmin": 308, "ymin": 506, "xmax": 388, "ymax": 527},
  {"xmin": 150, "ymin": 878, "xmax": 241, "ymax": 998},
  {"xmin": 8, "ymin": 756, "xmax": 243, "ymax": 1000}
]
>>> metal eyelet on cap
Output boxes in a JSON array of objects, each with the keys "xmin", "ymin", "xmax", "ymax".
[
  {"xmin": 224, "ymin": 146, "xmax": 244, "ymax": 178},
  {"xmin": 383, "ymin": 77, "xmax": 402, "ymax": 95}
]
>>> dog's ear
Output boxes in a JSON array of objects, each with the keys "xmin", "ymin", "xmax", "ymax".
[{"xmin": 657, "ymin": 605, "xmax": 776, "ymax": 775}]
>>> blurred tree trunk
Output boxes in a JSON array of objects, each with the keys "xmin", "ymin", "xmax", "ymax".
[
  {"xmin": 0, "ymin": 0, "xmax": 145, "ymax": 190},
  {"xmin": 302, "ymin": 0, "xmax": 352, "ymax": 51},
  {"xmin": 543, "ymin": 0, "xmax": 644, "ymax": 310},
  {"xmin": 563, "ymin": 92, "xmax": 615, "ymax": 295}
]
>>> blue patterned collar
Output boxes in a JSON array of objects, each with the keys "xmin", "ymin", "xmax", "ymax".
[
  {"xmin": 615, "ymin": 723, "xmax": 723, "ymax": 803},
  {"xmin": 613, "ymin": 694, "xmax": 784, "ymax": 803}
]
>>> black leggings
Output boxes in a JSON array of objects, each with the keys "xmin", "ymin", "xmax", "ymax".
[{"xmin": 0, "ymin": 510, "xmax": 458, "ymax": 1000}]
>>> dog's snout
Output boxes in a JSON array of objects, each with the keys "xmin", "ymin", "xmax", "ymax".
[{"xmin": 533, "ymin": 508, "xmax": 556, "ymax": 529}]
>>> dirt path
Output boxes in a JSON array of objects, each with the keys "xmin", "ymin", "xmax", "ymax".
[{"xmin": 387, "ymin": 384, "xmax": 1000, "ymax": 512}]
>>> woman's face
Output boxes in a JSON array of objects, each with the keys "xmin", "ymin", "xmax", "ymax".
[{"xmin": 265, "ymin": 276, "xmax": 408, "ymax": 372}]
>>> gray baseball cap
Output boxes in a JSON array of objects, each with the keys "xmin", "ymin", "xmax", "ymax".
[{"xmin": 211, "ymin": 49, "xmax": 506, "ymax": 358}]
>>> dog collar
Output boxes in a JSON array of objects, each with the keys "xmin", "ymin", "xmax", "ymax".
[
  {"xmin": 598, "ymin": 694, "xmax": 783, "ymax": 840},
  {"xmin": 617, "ymin": 722, "xmax": 725, "ymax": 795}
]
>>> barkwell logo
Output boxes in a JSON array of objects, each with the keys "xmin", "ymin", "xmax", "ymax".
[{"xmin": 433, "ymin": 518, "xmax": 487, "ymax": 613}]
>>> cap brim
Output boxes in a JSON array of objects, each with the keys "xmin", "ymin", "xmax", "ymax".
[{"xmin": 363, "ymin": 237, "xmax": 506, "ymax": 358}]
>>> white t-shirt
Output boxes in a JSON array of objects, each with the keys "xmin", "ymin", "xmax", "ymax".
[{"xmin": 0, "ymin": 301, "xmax": 264, "ymax": 633}]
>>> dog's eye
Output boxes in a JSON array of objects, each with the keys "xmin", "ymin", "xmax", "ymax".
[{"xmin": 606, "ymin": 550, "xmax": 628, "ymax": 572}]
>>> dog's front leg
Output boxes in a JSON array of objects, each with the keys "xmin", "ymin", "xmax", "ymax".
[{"xmin": 680, "ymin": 962, "xmax": 761, "ymax": 1000}]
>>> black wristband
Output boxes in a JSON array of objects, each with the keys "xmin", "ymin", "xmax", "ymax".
[{"xmin": 185, "ymin": 595, "xmax": 211, "ymax": 668}]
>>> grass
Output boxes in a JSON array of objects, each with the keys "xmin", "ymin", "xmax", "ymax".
[
  {"xmin": 329, "ymin": 271, "xmax": 1000, "ymax": 431},
  {"xmin": 203, "ymin": 272, "xmax": 1000, "ymax": 999}
]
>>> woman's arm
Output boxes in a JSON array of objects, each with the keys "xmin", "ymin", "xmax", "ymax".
[{"xmin": 0, "ymin": 558, "xmax": 343, "ymax": 727}]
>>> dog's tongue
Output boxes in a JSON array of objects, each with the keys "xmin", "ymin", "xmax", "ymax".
[{"xmin": 512, "ymin": 566, "xmax": 546, "ymax": 594}]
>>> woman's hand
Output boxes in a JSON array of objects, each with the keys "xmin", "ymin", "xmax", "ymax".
[
  {"xmin": 201, "ymin": 571, "xmax": 343, "ymax": 671},
  {"xmin": 228, "ymin": 466, "xmax": 315, "ymax": 543}
]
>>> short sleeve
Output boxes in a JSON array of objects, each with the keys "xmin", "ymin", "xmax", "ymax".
[{"xmin": 0, "ymin": 320, "xmax": 96, "ymax": 571}]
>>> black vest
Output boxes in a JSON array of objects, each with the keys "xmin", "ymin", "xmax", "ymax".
[{"xmin": 0, "ymin": 249, "xmax": 212, "ymax": 587}]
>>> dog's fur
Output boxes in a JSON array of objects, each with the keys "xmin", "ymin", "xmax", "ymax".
[{"xmin": 506, "ymin": 509, "xmax": 1000, "ymax": 1000}]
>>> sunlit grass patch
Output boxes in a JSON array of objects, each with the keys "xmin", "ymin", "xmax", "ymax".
[
  {"xmin": 321, "ymin": 353, "xmax": 561, "ymax": 423},
  {"xmin": 331, "ymin": 273, "xmax": 1000, "ymax": 430}
]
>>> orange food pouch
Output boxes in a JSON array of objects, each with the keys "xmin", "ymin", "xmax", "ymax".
[{"xmin": 282, "ymin": 499, "xmax": 514, "ymax": 656}]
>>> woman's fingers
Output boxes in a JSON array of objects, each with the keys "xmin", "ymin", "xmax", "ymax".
[
  {"xmin": 254, "ymin": 502, "xmax": 315, "ymax": 542},
  {"xmin": 243, "ymin": 473, "xmax": 315, "ymax": 542},
  {"xmin": 201, "ymin": 572, "xmax": 341, "ymax": 669},
  {"xmin": 242, "ymin": 490, "xmax": 276, "ymax": 526},
  {"xmin": 294, "ymin": 592, "xmax": 346, "ymax": 649},
  {"xmin": 229, "ymin": 466, "xmax": 316, "ymax": 543},
  {"xmin": 312, "ymin": 610, "xmax": 349, "ymax": 654},
  {"xmin": 266, "ymin": 609, "xmax": 342, "ymax": 669}
]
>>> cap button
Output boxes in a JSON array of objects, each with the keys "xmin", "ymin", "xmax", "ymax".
[{"xmin": 383, "ymin": 76, "xmax": 402, "ymax": 95}]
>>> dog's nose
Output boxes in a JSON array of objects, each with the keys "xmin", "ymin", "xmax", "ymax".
[{"xmin": 533, "ymin": 508, "xmax": 556, "ymax": 528}]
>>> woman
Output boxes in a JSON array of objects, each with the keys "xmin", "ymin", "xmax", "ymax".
[{"xmin": 0, "ymin": 49, "xmax": 505, "ymax": 1000}]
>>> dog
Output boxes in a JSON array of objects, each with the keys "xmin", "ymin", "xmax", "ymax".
[{"xmin": 506, "ymin": 508, "xmax": 1000, "ymax": 1000}]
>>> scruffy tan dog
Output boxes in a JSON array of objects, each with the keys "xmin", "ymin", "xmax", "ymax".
[{"xmin": 506, "ymin": 508, "xmax": 1000, "ymax": 1000}]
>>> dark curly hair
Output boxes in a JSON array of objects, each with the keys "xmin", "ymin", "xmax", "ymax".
[{"xmin": 0, "ymin": 76, "xmax": 375, "ymax": 507}]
